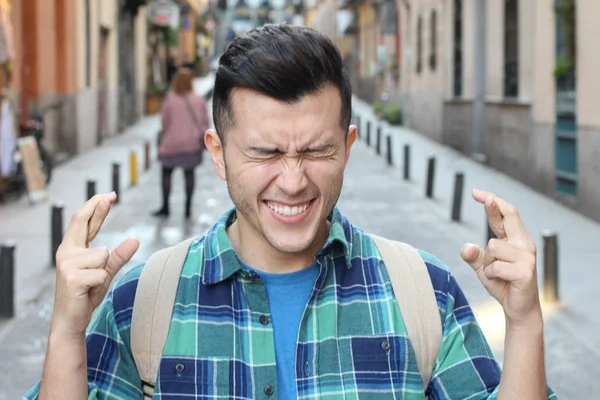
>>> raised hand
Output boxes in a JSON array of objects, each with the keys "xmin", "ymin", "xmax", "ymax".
[
  {"xmin": 460, "ymin": 189, "xmax": 542, "ymax": 327},
  {"xmin": 50, "ymin": 192, "xmax": 140, "ymax": 337}
]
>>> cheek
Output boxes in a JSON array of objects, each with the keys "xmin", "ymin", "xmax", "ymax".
[{"xmin": 305, "ymin": 159, "xmax": 345, "ymax": 185}]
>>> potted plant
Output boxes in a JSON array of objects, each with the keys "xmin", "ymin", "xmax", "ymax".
[{"xmin": 146, "ymin": 82, "xmax": 167, "ymax": 115}]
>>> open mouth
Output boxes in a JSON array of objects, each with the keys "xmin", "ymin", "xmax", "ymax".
[{"xmin": 264, "ymin": 199, "xmax": 315, "ymax": 223}]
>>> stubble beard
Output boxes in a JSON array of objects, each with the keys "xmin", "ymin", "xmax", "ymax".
[{"xmin": 225, "ymin": 168, "xmax": 345, "ymax": 255}]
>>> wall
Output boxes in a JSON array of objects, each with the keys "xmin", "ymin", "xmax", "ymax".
[
  {"xmin": 134, "ymin": 7, "xmax": 147, "ymax": 120},
  {"xmin": 531, "ymin": 0, "xmax": 556, "ymax": 195},
  {"xmin": 485, "ymin": 101, "xmax": 532, "ymax": 185},
  {"xmin": 400, "ymin": 0, "xmax": 446, "ymax": 141},
  {"xmin": 75, "ymin": 0, "xmax": 98, "ymax": 154},
  {"xmin": 576, "ymin": 0, "xmax": 600, "ymax": 221}
]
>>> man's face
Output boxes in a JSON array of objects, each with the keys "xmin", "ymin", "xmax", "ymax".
[{"xmin": 205, "ymin": 85, "xmax": 356, "ymax": 255}]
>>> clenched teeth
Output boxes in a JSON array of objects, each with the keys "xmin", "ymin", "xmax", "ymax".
[{"xmin": 267, "ymin": 202, "xmax": 310, "ymax": 216}]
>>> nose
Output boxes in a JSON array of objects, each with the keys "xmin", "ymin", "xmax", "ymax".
[{"xmin": 276, "ymin": 157, "xmax": 309, "ymax": 197}]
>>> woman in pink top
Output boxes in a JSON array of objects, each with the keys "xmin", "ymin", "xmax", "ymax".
[{"xmin": 153, "ymin": 68, "xmax": 210, "ymax": 219}]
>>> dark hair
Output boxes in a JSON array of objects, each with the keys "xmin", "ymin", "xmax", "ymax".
[{"xmin": 212, "ymin": 23, "xmax": 352, "ymax": 141}]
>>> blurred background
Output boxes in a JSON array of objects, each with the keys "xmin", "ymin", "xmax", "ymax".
[{"xmin": 0, "ymin": 0, "xmax": 598, "ymax": 399}]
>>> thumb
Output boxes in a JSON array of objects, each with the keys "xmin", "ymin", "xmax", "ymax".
[
  {"xmin": 460, "ymin": 243, "xmax": 485, "ymax": 272},
  {"xmin": 105, "ymin": 237, "xmax": 140, "ymax": 279}
]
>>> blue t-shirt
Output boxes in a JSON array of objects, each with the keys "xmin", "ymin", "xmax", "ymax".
[{"xmin": 241, "ymin": 261, "xmax": 319, "ymax": 399}]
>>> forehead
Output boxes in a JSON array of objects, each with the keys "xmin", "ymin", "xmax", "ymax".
[{"xmin": 227, "ymin": 85, "xmax": 344, "ymax": 146}]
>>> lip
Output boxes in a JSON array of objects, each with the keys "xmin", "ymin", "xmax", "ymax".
[{"xmin": 264, "ymin": 199, "xmax": 315, "ymax": 225}]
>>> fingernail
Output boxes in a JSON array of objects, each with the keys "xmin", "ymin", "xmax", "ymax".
[
  {"xmin": 103, "ymin": 192, "xmax": 115, "ymax": 204},
  {"xmin": 461, "ymin": 243, "xmax": 474, "ymax": 256}
]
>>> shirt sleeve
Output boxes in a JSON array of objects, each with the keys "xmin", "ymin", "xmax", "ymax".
[
  {"xmin": 421, "ymin": 252, "xmax": 557, "ymax": 399},
  {"xmin": 23, "ymin": 267, "xmax": 144, "ymax": 400}
]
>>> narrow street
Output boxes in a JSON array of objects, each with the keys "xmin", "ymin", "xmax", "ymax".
[{"xmin": 0, "ymin": 79, "xmax": 598, "ymax": 398}]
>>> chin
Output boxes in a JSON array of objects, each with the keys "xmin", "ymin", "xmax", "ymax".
[{"xmin": 266, "ymin": 233, "xmax": 319, "ymax": 255}]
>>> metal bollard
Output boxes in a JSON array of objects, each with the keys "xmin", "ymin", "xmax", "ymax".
[
  {"xmin": 386, "ymin": 135, "xmax": 393, "ymax": 166},
  {"xmin": 0, "ymin": 241, "xmax": 15, "ymax": 318},
  {"xmin": 130, "ymin": 151, "xmax": 138, "ymax": 186},
  {"xmin": 51, "ymin": 204, "xmax": 64, "ymax": 267},
  {"xmin": 403, "ymin": 144, "xmax": 410, "ymax": 181},
  {"xmin": 112, "ymin": 163, "xmax": 120, "ymax": 204},
  {"xmin": 375, "ymin": 126, "xmax": 382, "ymax": 155},
  {"xmin": 87, "ymin": 180, "xmax": 96, "ymax": 201},
  {"xmin": 451, "ymin": 173, "xmax": 464, "ymax": 222},
  {"xmin": 356, "ymin": 115, "xmax": 361, "ymax": 139},
  {"xmin": 542, "ymin": 231, "xmax": 559, "ymax": 302},
  {"xmin": 144, "ymin": 141, "xmax": 151, "ymax": 171},
  {"xmin": 366, "ymin": 120, "xmax": 371, "ymax": 146},
  {"xmin": 425, "ymin": 157, "xmax": 436, "ymax": 198}
]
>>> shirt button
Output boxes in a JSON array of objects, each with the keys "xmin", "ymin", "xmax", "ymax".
[
  {"xmin": 259, "ymin": 315, "xmax": 269, "ymax": 325},
  {"xmin": 264, "ymin": 384, "xmax": 274, "ymax": 395},
  {"xmin": 381, "ymin": 340, "xmax": 392, "ymax": 351},
  {"xmin": 175, "ymin": 363, "xmax": 185, "ymax": 373},
  {"xmin": 304, "ymin": 361, "xmax": 310, "ymax": 375}
]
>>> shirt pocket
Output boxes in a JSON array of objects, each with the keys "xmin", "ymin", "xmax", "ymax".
[
  {"xmin": 337, "ymin": 334, "xmax": 424, "ymax": 397},
  {"xmin": 158, "ymin": 357, "xmax": 230, "ymax": 398}
]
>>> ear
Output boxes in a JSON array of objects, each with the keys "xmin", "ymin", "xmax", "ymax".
[
  {"xmin": 344, "ymin": 124, "xmax": 357, "ymax": 163},
  {"xmin": 204, "ymin": 129, "xmax": 227, "ymax": 180}
]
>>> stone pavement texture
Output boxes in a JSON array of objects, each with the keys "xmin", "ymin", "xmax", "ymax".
[{"xmin": 0, "ymin": 81, "xmax": 597, "ymax": 398}]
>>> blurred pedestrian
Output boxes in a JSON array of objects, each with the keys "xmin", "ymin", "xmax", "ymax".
[{"xmin": 153, "ymin": 67, "xmax": 209, "ymax": 219}]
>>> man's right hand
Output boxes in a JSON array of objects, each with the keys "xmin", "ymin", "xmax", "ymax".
[{"xmin": 50, "ymin": 192, "xmax": 140, "ymax": 337}]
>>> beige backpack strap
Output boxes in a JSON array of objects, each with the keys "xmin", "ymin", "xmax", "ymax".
[
  {"xmin": 130, "ymin": 237, "xmax": 196, "ymax": 398},
  {"xmin": 370, "ymin": 234, "xmax": 442, "ymax": 392}
]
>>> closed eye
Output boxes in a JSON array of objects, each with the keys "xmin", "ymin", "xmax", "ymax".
[
  {"xmin": 304, "ymin": 145, "xmax": 335, "ymax": 156},
  {"xmin": 248, "ymin": 146, "xmax": 280, "ymax": 156}
]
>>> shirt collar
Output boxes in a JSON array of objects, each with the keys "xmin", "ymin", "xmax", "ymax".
[{"xmin": 201, "ymin": 206, "xmax": 353, "ymax": 285}]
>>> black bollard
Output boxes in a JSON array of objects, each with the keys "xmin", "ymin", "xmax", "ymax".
[
  {"xmin": 51, "ymin": 204, "xmax": 64, "ymax": 267},
  {"xmin": 144, "ymin": 141, "xmax": 151, "ymax": 171},
  {"xmin": 386, "ymin": 135, "xmax": 393, "ymax": 166},
  {"xmin": 451, "ymin": 173, "xmax": 464, "ymax": 222},
  {"xmin": 0, "ymin": 241, "xmax": 15, "ymax": 318},
  {"xmin": 542, "ymin": 231, "xmax": 559, "ymax": 302},
  {"xmin": 366, "ymin": 121, "xmax": 371, "ymax": 146},
  {"xmin": 425, "ymin": 157, "xmax": 436, "ymax": 198},
  {"xmin": 403, "ymin": 144, "xmax": 410, "ymax": 181},
  {"xmin": 375, "ymin": 126, "xmax": 382, "ymax": 155},
  {"xmin": 87, "ymin": 180, "xmax": 96, "ymax": 201},
  {"xmin": 112, "ymin": 163, "xmax": 120, "ymax": 204}
]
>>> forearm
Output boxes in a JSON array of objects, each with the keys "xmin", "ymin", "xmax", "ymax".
[
  {"xmin": 498, "ymin": 315, "xmax": 548, "ymax": 399},
  {"xmin": 39, "ymin": 330, "xmax": 88, "ymax": 400}
]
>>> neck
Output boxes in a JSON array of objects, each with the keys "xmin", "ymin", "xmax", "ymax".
[{"xmin": 227, "ymin": 214, "xmax": 330, "ymax": 274}]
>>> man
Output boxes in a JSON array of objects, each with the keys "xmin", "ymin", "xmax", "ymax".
[{"xmin": 26, "ymin": 24, "xmax": 555, "ymax": 399}]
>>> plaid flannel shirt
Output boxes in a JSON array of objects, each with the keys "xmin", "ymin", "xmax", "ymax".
[{"xmin": 25, "ymin": 207, "xmax": 556, "ymax": 399}]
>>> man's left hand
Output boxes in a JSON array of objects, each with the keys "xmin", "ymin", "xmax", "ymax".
[{"xmin": 461, "ymin": 189, "xmax": 542, "ymax": 327}]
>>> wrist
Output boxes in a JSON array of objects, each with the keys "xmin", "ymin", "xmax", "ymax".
[
  {"xmin": 506, "ymin": 309, "xmax": 544, "ymax": 335},
  {"xmin": 49, "ymin": 318, "xmax": 88, "ymax": 342}
]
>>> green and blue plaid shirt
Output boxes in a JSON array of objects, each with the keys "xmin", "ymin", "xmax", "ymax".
[{"xmin": 25, "ymin": 207, "xmax": 556, "ymax": 399}]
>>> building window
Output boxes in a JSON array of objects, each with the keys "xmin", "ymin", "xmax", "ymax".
[
  {"xmin": 504, "ymin": 0, "xmax": 519, "ymax": 98},
  {"xmin": 430, "ymin": 10, "xmax": 437, "ymax": 70},
  {"xmin": 453, "ymin": 0, "xmax": 462, "ymax": 97},
  {"xmin": 416, "ymin": 16, "xmax": 422, "ymax": 73}
]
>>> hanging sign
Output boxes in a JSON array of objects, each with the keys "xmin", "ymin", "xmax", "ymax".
[{"xmin": 147, "ymin": 0, "xmax": 180, "ymax": 28}]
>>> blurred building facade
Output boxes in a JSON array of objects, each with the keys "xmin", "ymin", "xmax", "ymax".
[
  {"xmin": 304, "ymin": 0, "xmax": 600, "ymax": 222},
  {"xmin": 9, "ymin": 0, "xmax": 148, "ymax": 163}
]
